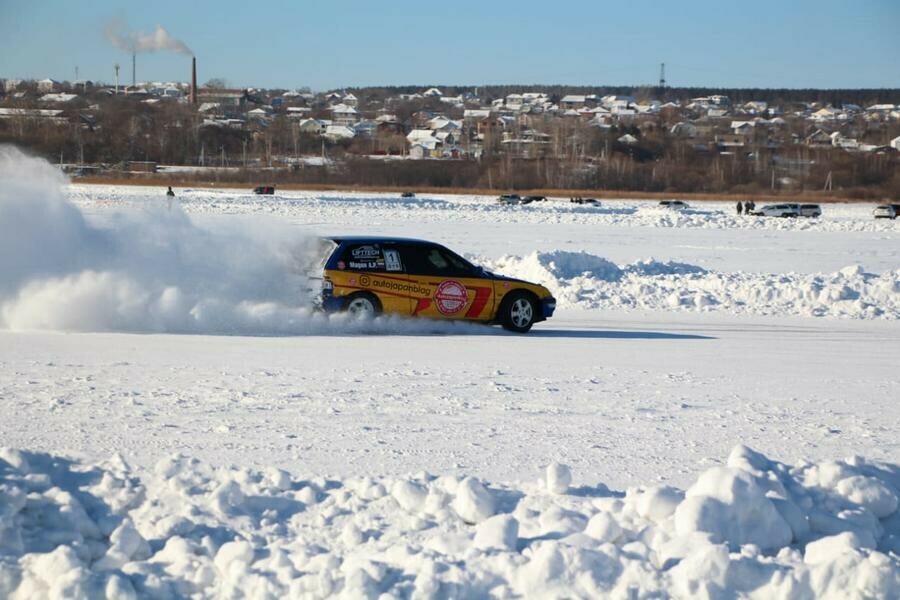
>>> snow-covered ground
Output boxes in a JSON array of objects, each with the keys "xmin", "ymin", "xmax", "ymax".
[{"xmin": 2, "ymin": 147, "xmax": 899, "ymax": 597}]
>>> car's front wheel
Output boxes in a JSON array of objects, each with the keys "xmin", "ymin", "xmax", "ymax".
[
  {"xmin": 345, "ymin": 293, "xmax": 381, "ymax": 319},
  {"xmin": 500, "ymin": 291, "xmax": 536, "ymax": 333}
]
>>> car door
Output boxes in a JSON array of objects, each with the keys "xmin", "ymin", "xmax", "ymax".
[
  {"xmin": 334, "ymin": 242, "xmax": 412, "ymax": 315},
  {"xmin": 399, "ymin": 243, "xmax": 495, "ymax": 321}
]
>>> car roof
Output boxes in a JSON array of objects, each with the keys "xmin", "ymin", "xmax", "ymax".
[{"xmin": 325, "ymin": 236, "xmax": 438, "ymax": 246}]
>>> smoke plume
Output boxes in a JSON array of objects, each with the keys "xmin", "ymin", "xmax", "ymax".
[{"xmin": 105, "ymin": 19, "xmax": 193, "ymax": 56}]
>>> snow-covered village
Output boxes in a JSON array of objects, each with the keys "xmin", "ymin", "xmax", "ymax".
[{"xmin": 1, "ymin": 2, "xmax": 899, "ymax": 598}]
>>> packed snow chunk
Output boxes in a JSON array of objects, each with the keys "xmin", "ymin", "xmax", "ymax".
[
  {"xmin": 215, "ymin": 540, "xmax": 255, "ymax": 577},
  {"xmin": 94, "ymin": 519, "xmax": 150, "ymax": 570},
  {"xmin": 804, "ymin": 531, "xmax": 876, "ymax": 565},
  {"xmin": 0, "ymin": 447, "xmax": 30, "ymax": 472},
  {"xmin": 634, "ymin": 485, "xmax": 685, "ymax": 522},
  {"xmin": 390, "ymin": 479, "xmax": 428, "ymax": 514},
  {"xmin": 627, "ymin": 259, "xmax": 708, "ymax": 277},
  {"xmin": 474, "ymin": 514, "xmax": 519, "ymax": 550},
  {"xmin": 584, "ymin": 511, "xmax": 623, "ymax": 543},
  {"xmin": 834, "ymin": 475, "xmax": 899, "ymax": 519},
  {"xmin": 674, "ymin": 467, "xmax": 793, "ymax": 550},
  {"xmin": 545, "ymin": 462, "xmax": 572, "ymax": 495},
  {"xmin": 452, "ymin": 477, "xmax": 495, "ymax": 524}
]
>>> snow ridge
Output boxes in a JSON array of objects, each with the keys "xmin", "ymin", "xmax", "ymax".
[
  {"xmin": 481, "ymin": 251, "xmax": 900, "ymax": 320},
  {"xmin": 0, "ymin": 446, "xmax": 898, "ymax": 598}
]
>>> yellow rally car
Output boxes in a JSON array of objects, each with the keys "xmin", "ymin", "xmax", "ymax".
[{"xmin": 316, "ymin": 237, "xmax": 556, "ymax": 332}]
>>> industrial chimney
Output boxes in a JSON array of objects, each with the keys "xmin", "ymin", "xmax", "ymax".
[{"xmin": 190, "ymin": 56, "xmax": 198, "ymax": 106}]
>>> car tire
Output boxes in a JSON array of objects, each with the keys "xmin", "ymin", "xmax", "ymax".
[
  {"xmin": 500, "ymin": 291, "xmax": 537, "ymax": 333},
  {"xmin": 345, "ymin": 292, "xmax": 382, "ymax": 318}
]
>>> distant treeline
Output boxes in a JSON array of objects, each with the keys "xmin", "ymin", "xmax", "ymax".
[{"xmin": 346, "ymin": 85, "xmax": 900, "ymax": 107}]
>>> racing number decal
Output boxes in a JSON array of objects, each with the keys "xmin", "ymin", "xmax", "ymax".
[{"xmin": 434, "ymin": 280, "xmax": 468, "ymax": 315}]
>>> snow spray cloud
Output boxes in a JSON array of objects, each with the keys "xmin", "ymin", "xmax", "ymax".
[
  {"xmin": 0, "ymin": 147, "xmax": 485, "ymax": 335},
  {"xmin": 105, "ymin": 19, "xmax": 193, "ymax": 56}
]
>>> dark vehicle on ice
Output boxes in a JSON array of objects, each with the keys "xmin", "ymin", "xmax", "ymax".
[{"xmin": 313, "ymin": 237, "xmax": 556, "ymax": 333}]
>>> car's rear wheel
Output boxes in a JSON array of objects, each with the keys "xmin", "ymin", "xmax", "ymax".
[
  {"xmin": 500, "ymin": 291, "xmax": 536, "ymax": 333},
  {"xmin": 346, "ymin": 293, "xmax": 381, "ymax": 318}
]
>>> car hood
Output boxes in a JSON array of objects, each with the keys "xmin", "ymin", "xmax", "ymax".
[{"xmin": 484, "ymin": 270, "xmax": 553, "ymax": 297}]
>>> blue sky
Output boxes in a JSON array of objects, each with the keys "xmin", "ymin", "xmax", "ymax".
[{"xmin": 1, "ymin": 0, "xmax": 898, "ymax": 90}]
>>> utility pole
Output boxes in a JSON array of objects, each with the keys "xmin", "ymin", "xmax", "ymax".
[
  {"xmin": 114, "ymin": 64, "xmax": 120, "ymax": 95},
  {"xmin": 658, "ymin": 63, "xmax": 666, "ymax": 89}
]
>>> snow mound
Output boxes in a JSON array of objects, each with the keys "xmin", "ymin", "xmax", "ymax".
[
  {"xmin": 482, "ymin": 251, "xmax": 900, "ymax": 320},
  {"xmin": 1, "ymin": 446, "xmax": 898, "ymax": 598}
]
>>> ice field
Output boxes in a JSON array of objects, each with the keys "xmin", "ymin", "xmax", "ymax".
[{"xmin": 1, "ymin": 148, "xmax": 899, "ymax": 597}]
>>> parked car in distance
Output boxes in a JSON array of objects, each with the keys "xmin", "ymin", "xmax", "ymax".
[
  {"xmin": 524, "ymin": 195, "xmax": 547, "ymax": 203},
  {"xmin": 799, "ymin": 204, "xmax": 822, "ymax": 218},
  {"xmin": 750, "ymin": 203, "xmax": 801, "ymax": 217},
  {"xmin": 570, "ymin": 197, "xmax": 601, "ymax": 206},
  {"xmin": 497, "ymin": 194, "xmax": 523, "ymax": 204},
  {"xmin": 873, "ymin": 204, "xmax": 900, "ymax": 219},
  {"xmin": 253, "ymin": 185, "xmax": 275, "ymax": 195},
  {"xmin": 659, "ymin": 200, "xmax": 689, "ymax": 210},
  {"xmin": 401, "ymin": 192, "xmax": 416, "ymax": 198},
  {"xmin": 315, "ymin": 236, "xmax": 556, "ymax": 332}
]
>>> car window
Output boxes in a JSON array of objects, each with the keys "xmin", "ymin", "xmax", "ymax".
[
  {"xmin": 338, "ymin": 243, "xmax": 394, "ymax": 272},
  {"xmin": 401, "ymin": 244, "xmax": 474, "ymax": 276}
]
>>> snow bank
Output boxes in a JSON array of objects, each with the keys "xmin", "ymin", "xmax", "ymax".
[
  {"xmin": 1, "ymin": 446, "xmax": 897, "ymax": 598},
  {"xmin": 482, "ymin": 251, "xmax": 900, "ymax": 319}
]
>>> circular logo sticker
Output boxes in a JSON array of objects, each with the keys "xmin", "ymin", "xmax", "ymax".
[
  {"xmin": 434, "ymin": 280, "xmax": 468, "ymax": 315},
  {"xmin": 359, "ymin": 275, "xmax": 370, "ymax": 287}
]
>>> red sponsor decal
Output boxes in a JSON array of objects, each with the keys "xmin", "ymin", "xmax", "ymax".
[
  {"xmin": 434, "ymin": 280, "xmax": 468, "ymax": 315},
  {"xmin": 413, "ymin": 298, "xmax": 432, "ymax": 315},
  {"xmin": 464, "ymin": 286, "xmax": 492, "ymax": 318}
]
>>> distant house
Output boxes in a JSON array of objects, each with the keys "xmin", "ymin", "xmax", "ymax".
[
  {"xmin": 617, "ymin": 133, "xmax": 638, "ymax": 145},
  {"xmin": 324, "ymin": 124, "xmax": 356, "ymax": 140},
  {"xmin": 286, "ymin": 106, "xmax": 311, "ymax": 119},
  {"xmin": 0, "ymin": 108, "xmax": 67, "ymax": 125},
  {"xmin": 670, "ymin": 122, "xmax": 698, "ymax": 138},
  {"xmin": 37, "ymin": 78, "xmax": 58, "ymax": 92},
  {"xmin": 407, "ymin": 129, "xmax": 436, "ymax": 144},
  {"xmin": 463, "ymin": 109, "xmax": 491, "ymax": 121},
  {"xmin": 353, "ymin": 120, "xmax": 377, "ymax": 138},
  {"xmin": 811, "ymin": 107, "xmax": 839, "ymax": 121},
  {"xmin": 297, "ymin": 118, "xmax": 328, "ymax": 135},
  {"xmin": 342, "ymin": 93, "xmax": 358, "ymax": 108},
  {"xmin": 560, "ymin": 95, "xmax": 586, "ymax": 110},
  {"xmin": 247, "ymin": 107, "xmax": 271, "ymax": 121},
  {"xmin": 805, "ymin": 129, "xmax": 832, "ymax": 147},
  {"xmin": 39, "ymin": 93, "xmax": 78, "ymax": 104},
  {"xmin": 730, "ymin": 121, "xmax": 755, "ymax": 136},
  {"xmin": 330, "ymin": 103, "xmax": 358, "ymax": 125},
  {"xmin": 409, "ymin": 137, "xmax": 441, "ymax": 158},
  {"xmin": 891, "ymin": 136, "xmax": 900, "ymax": 151},
  {"xmin": 422, "ymin": 87, "xmax": 443, "ymax": 97},
  {"xmin": 198, "ymin": 90, "xmax": 247, "ymax": 111}
]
